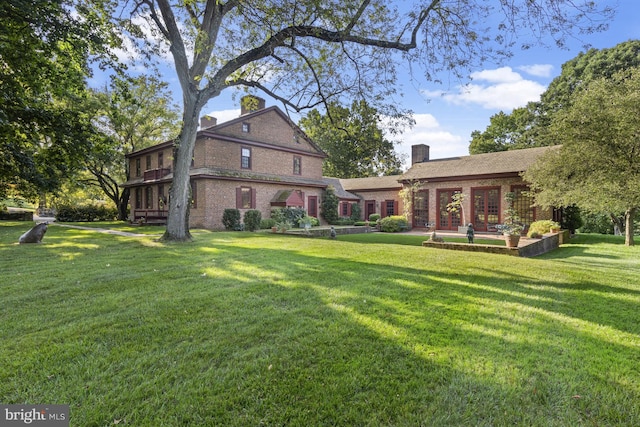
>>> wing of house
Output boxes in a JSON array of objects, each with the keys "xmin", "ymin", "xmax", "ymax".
[
  {"xmin": 399, "ymin": 144, "xmax": 560, "ymax": 232},
  {"xmin": 123, "ymin": 96, "xmax": 327, "ymax": 229}
]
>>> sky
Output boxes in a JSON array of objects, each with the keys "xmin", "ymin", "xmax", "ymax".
[{"xmin": 98, "ymin": 0, "xmax": 640, "ymax": 170}]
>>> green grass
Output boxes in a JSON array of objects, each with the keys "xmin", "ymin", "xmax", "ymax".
[
  {"xmin": 1, "ymin": 222, "xmax": 639, "ymax": 426},
  {"xmin": 338, "ymin": 232, "xmax": 505, "ymax": 246}
]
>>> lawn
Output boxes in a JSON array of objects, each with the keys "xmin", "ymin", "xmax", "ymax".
[{"xmin": 1, "ymin": 222, "xmax": 639, "ymax": 426}]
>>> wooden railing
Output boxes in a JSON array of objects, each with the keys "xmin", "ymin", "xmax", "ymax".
[{"xmin": 143, "ymin": 168, "xmax": 171, "ymax": 181}]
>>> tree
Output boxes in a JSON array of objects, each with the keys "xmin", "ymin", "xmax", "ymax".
[
  {"xmin": 523, "ymin": 69, "xmax": 640, "ymax": 246},
  {"xmin": 299, "ymin": 101, "xmax": 406, "ymax": 178},
  {"xmin": 0, "ymin": 0, "xmax": 117, "ymax": 199},
  {"xmin": 85, "ymin": 76, "xmax": 180, "ymax": 220},
  {"xmin": 111, "ymin": 0, "xmax": 613, "ymax": 241},
  {"xmin": 470, "ymin": 40, "xmax": 640, "ymax": 154}
]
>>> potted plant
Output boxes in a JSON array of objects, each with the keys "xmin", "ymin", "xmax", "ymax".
[
  {"xmin": 446, "ymin": 192, "xmax": 467, "ymax": 233},
  {"xmin": 500, "ymin": 192, "xmax": 524, "ymax": 248}
]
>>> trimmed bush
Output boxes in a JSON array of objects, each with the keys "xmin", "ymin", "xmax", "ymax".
[
  {"xmin": 527, "ymin": 219, "xmax": 561, "ymax": 237},
  {"xmin": 243, "ymin": 210, "xmax": 262, "ymax": 232},
  {"xmin": 260, "ymin": 218, "xmax": 277, "ymax": 229},
  {"xmin": 55, "ymin": 204, "xmax": 117, "ymax": 222},
  {"xmin": 350, "ymin": 203, "xmax": 361, "ymax": 221},
  {"xmin": 222, "ymin": 209, "xmax": 241, "ymax": 231},
  {"xmin": 368, "ymin": 213, "xmax": 381, "ymax": 222},
  {"xmin": 379, "ymin": 215, "xmax": 409, "ymax": 232}
]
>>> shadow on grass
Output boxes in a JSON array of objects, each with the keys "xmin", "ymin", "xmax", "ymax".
[{"xmin": 1, "ymin": 226, "xmax": 638, "ymax": 425}]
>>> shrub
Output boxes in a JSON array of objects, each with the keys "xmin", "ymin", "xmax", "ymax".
[
  {"xmin": 350, "ymin": 203, "xmax": 361, "ymax": 221},
  {"xmin": 270, "ymin": 208, "xmax": 285, "ymax": 223},
  {"xmin": 368, "ymin": 213, "xmax": 381, "ymax": 222},
  {"xmin": 527, "ymin": 219, "xmax": 561, "ymax": 237},
  {"xmin": 260, "ymin": 218, "xmax": 277, "ymax": 229},
  {"xmin": 580, "ymin": 212, "xmax": 615, "ymax": 234},
  {"xmin": 379, "ymin": 215, "xmax": 409, "ymax": 232},
  {"xmin": 321, "ymin": 186, "xmax": 339, "ymax": 224},
  {"xmin": 222, "ymin": 209, "xmax": 241, "ymax": 231},
  {"xmin": 243, "ymin": 210, "xmax": 262, "ymax": 231},
  {"xmin": 55, "ymin": 204, "xmax": 117, "ymax": 222}
]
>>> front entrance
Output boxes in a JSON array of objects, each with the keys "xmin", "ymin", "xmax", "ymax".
[
  {"xmin": 437, "ymin": 189, "xmax": 462, "ymax": 230},
  {"xmin": 472, "ymin": 187, "xmax": 500, "ymax": 232},
  {"xmin": 365, "ymin": 200, "xmax": 376, "ymax": 221}
]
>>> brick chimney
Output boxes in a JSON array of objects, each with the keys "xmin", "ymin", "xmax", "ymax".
[
  {"xmin": 412, "ymin": 144, "xmax": 430, "ymax": 165},
  {"xmin": 240, "ymin": 95, "xmax": 266, "ymax": 115},
  {"xmin": 200, "ymin": 115, "xmax": 217, "ymax": 129}
]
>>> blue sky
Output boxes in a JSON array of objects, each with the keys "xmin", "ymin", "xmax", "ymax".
[{"xmin": 97, "ymin": 1, "xmax": 640, "ymax": 169}]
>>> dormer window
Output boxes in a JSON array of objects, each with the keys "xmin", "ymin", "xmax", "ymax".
[{"xmin": 242, "ymin": 122, "xmax": 250, "ymax": 133}]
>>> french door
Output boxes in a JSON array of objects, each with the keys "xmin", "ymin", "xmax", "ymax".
[
  {"xmin": 437, "ymin": 189, "xmax": 462, "ymax": 230},
  {"xmin": 472, "ymin": 188, "xmax": 500, "ymax": 232}
]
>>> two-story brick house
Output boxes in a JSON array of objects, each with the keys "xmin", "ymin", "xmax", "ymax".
[{"xmin": 123, "ymin": 96, "xmax": 330, "ymax": 229}]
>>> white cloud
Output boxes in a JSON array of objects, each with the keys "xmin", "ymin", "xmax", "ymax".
[
  {"xmin": 422, "ymin": 66, "xmax": 546, "ymax": 111},
  {"xmin": 203, "ymin": 109, "xmax": 241, "ymax": 126},
  {"xmin": 396, "ymin": 113, "xmax": 468, "ymax": 168},
  {"xmin": 517, "ymin": 64, "xmax": 554, "ymax": 78}
]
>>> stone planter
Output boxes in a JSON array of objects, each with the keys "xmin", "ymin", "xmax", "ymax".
[
  {"xmin": 271, "ymin": 226, "xmax": 278, "ymax": 233},
  {"xmin": 457, "ymin": 226, "xmax": 468, "ymax": 234},
  {"xmin": 504, "ymin": 234, "xmax": 521, "ymax": 248}
]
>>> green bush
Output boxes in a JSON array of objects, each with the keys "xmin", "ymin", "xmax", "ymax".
[
  {"xmin": 260, "ymin": 218, "xmax": 277, "ymax": 229},
  {"xmin": 368, "ymin": 213, "xmax": 381, "ymax": 222},
  {"xmin": 271, "ymin": 207, "xmax": 307, "ymax": 228},
  {"xmin": 222, "ymin": 209, "xmax": 241, "ymax": 231},
  {"xmin": 580, "ymin": 212, "xmax": 615, "ymax": 234},
  {"xmin": 379, "ymin": 215, "xmax": 409, "ymax": 232},
  {"xmin": 321, "ymin": 186, "xmax": 339, "ymax": 224},
  {"xmin": 350, "ymin": 203, "xmax": 361, "ymax": 221},
  {"xmin": 243, "ymin": 210, "xmax": 262, "ymax": 232},
  {"xmin": 55, "ymin": 204, "xmax": 117, "ymax": 222},
  {"xmin": 527, "ymin": 219, "xmax": 561, "ymax": 237}
]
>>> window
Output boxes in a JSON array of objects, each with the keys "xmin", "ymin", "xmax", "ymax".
[
  {"xmin": 242, "ymin": 122, "xmax": 250, "ymax": 133},
  {"xmin": 135, "ymin": 188, "xmax": 142, "ymax": 209},
  {"xmin": 236, "ymin": 187, "xmax": 255, "ymax": 209},
  {"xmin": 341, "ymin": 202, "xmax": 349, "ymax": 217},
  {"xmin": 293, "ymin": 156, "xmax": 301, "ymax": 175},
  {"xmin": 146, "ymin": 155, "xmax": 151, "ymax": 171},
  {"xmin": 158, "ymin": 152, "xmax": 164, "ymax": 168},
  {"xmin": 385, "ymin": 200, "xmax": 395, "ymax": 216},
  {"xmin": 145, "ymin": 187, "xmax": 153, "ymax": 209},
  {"xmin": 241, "ymin": 147, "xmax": 251, "ymax": 169},
  {"xmin": 511, "ymin": 186, "xmax": 535, "ymax": 227},
  {"xmin": 135, "ymin": 158, "xmax": 141, "ymax": 177}
]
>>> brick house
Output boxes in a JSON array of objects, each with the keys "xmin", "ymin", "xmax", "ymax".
[
  {"xmin": 398, "ymin": 144, "xmax": 557, "ymax": 232},
  {"xmin": 123, "ymin": 96, "xmax": 330, "ymax": 229}
]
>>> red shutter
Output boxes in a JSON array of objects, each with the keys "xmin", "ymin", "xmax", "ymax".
[
  {"xmin": 381, "ymin": 202, "xmax": 387, "ymax": 218},
  {"xmin": 394, "ymin": 201, "xmax": 399, "ymax": 216},
  {"xmin": 251, "ymin": 188, "xmax": 256, "ymax": 209},
  {"xmin": 347, "ymin": 203, "xmax": 352, "ymax": 217},
  {"xmin": 236, "ymin": 187, "xmax": 242, "ymax": 209}
]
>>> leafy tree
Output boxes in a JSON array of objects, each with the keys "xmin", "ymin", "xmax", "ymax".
[
  {"xmin": 85, "ymin": 76, "xmax": 180, "ymax": 220},
  {"xmin": 470, "ymin": 40, "xmax": 640, "ymax": 153},
  {"xmin": 523, "ymin": 69, "xmax": 640, "ymax": 246},
  {"xmin": 110, "ymin": 0, "xmax": 612, "ymax": 241},
  {"xmin": 0, "ymin": 0, "xmax": 117, "ymax": 199},
  {"xmin": 299, "ymin": 101, "xmax": 406, "ymax": 177}
]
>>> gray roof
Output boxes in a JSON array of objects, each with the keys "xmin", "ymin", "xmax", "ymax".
[
  {"xmin": 322, "ymin": 177, "xmax": 360, "ymax": 200},
  {"xmin": 401, "ymin": 145, "xmax": 559, "ymax": 182},
  {"xmin": 339, "ymin": 175, "xmax": 403, "ymax": 191}
]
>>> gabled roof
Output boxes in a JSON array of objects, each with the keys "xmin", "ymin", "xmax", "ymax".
[
  {"xmin": 200, "ymin": 105, "xmax": 326, "ymax": 156},
  {"xmin": 400, "ymin": 145, "xmax": 559, "ymax": 182},
  {"xmin": 339, "ymin": 175, "xmax": 403, "ymax": 191},
  {"xmin": 322, "ymin": 177, "xmax": 360, "ymax": 200}
]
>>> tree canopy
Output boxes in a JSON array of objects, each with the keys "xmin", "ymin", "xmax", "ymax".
[
  {"xmin": 106, "ymin": 0, "xmax": 614, "ymax": 241},
  {"xmin": 470, "ymin": 40, "xmax": 640, "ymax": 154},
  {"xmin": 0, "ymin": 0, "xmax": 117, "ymax": 198},
  {"xmin": 299, "ymin": 101, "xmax": 407, "ymax": 178},
  {"xmin": 84, "ymin": 76, "xmax": 181, "ymax": 219},
  {"xmin": 523, "ymin": 69, "xmax": 640, "ymax": 246}
]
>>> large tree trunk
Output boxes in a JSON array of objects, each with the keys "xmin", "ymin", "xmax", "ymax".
[
  {"xmin": 624, "ymin": 208, "xmax": 636, "ymax": 246},
  {"xmin": 162, "ymin": 97, "xmax": 201, "ymax": 242},
  {"xmin": 117, "ymin": 187, "xmax": 129, "ymax": 221}
]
